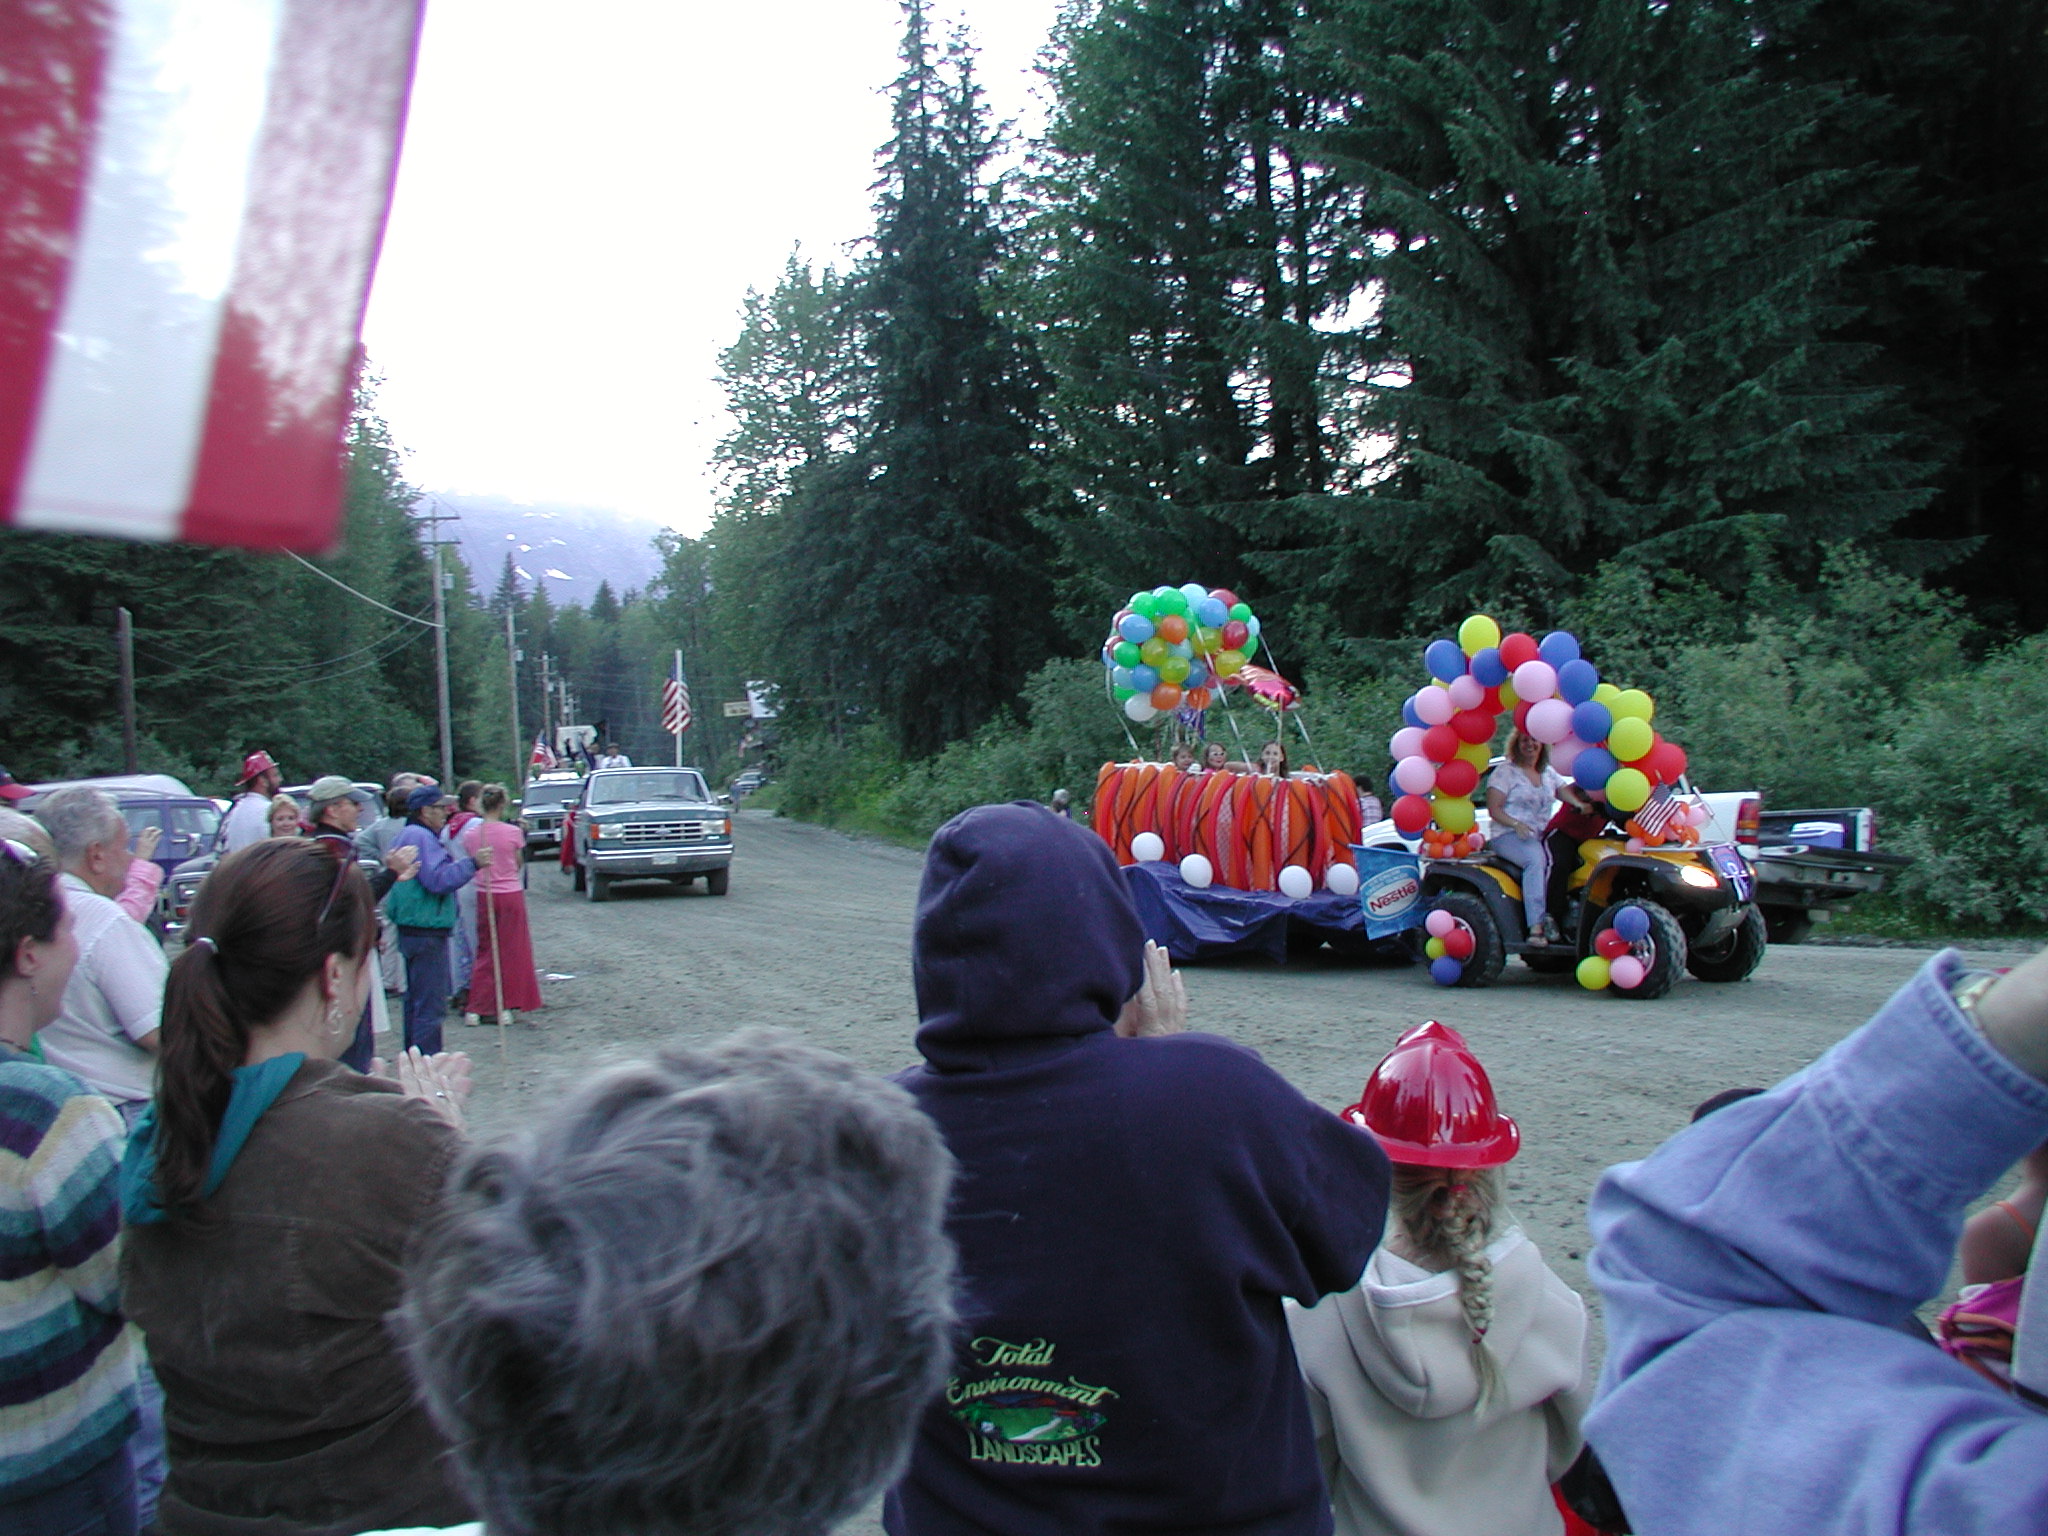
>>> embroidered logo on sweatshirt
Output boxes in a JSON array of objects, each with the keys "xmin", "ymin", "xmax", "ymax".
[{"xmin": 945, "ymin": 1337, "xmax": 1116, "ymax": 1468}]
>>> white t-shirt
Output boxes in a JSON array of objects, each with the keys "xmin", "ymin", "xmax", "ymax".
[
  {"xmin": 596, "ymin": 753, "xmax": 631, "ymax": 769},
  {"xmin": 41, "ymin": 873, "xmax": 166, "ymax": 1105},
  {"xmin": 219, "ymin": 790, "xmax": 274, "ymax": 853}
]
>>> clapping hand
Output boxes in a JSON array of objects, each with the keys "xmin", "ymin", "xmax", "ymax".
[
  {"xmin": 389, "ymin": 1047, "xmax": 472, "ymax": 1128},
  {"xmin": 1116, "ymin": 940, "xmax": 1189, "ymax": 1038},
  {"xmin": 132, "ymin": 825, "xmax": 161, "ymax": 861}
]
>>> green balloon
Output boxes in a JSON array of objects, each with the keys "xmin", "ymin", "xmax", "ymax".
[
  {"xmin": 1241, "ymin": 632, "xmax": 1259, "ymax": 657},
  {"xmin": 1157, "ymin": 589, "xmax": 1190, "ymax": 616},
  {"xmin": 1112, "ymin": 685, "xmax": 1136, "ymax": 701},
  {"xmin": 1229, "ymin": 602, "xmax": 1252, "ymax": 621},
  {"xmin": 1160, "ymin": 655, "xmax": 1191, "ymax": 685},
  {"xmin": 1132, "ymin": 592, "xmax": 1159, "ymax": 619},
  {"xmin": 1113, "ymin": 640, "xmax": 1142, "ymax": 667}
]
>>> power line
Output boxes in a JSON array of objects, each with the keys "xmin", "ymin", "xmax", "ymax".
[{"xmin": 284, "ymin": 551, "xmax": 439, "ymax": 628}]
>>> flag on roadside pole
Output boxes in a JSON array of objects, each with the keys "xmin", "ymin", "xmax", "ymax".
[{"xmin": 0, "ymin": 0, "xmax": 425, "ymax": 552}]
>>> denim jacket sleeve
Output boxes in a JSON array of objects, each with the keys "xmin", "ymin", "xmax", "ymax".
[{"xmin": 1586, "ymin": 950, "xmax": 2048, "ymax": 1536}]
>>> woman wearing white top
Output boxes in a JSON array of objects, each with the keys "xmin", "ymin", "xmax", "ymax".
[{"xmin": 1485, "ymin": 731, "xmax": 1561, "ymax": 942}]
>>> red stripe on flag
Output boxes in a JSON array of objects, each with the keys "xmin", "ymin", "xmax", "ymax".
[
  {"xmin": 0, "ymin": 2, "xmax": 114, "ymax": 525},
  {"xmin": 181, "ymin": 0, "xmax": 425, "ymax": 551}
]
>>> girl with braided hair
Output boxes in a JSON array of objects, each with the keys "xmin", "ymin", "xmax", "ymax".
[{"xmin": 1288, "ymin": 1021, "xmax": 1590, "ymax": 1536}]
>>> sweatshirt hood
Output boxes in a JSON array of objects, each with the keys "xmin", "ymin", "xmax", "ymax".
[{"xmin": 913, "ymin": 801, "xmax": 1143, "ymax": 1072}]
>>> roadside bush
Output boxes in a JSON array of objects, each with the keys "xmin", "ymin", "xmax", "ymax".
[{"xmin": 1877, "ymin": 635, "xmax": 2048, "ymax": 926}]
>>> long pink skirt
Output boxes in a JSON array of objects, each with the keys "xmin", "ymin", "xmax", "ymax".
[{"xmin": 468, "ymin": 890, "xmax": 543, "ymax": 1013}]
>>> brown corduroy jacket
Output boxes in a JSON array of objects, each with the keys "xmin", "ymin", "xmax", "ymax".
[{"xmin": 121, "ymin": 1058, "xmax": 473, "ymax": 1536}]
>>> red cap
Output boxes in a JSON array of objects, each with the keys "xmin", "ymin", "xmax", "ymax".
[
  {"xmin": 236, "ymin": 750, "xmax": 279, "ymax": 785},
  {"xmin": 0, "ymin": 766, "xmax": 31, "ymax": 802},
  {"xmin": 1343, "ymin": 1020, "xmax": 1520, "ymax": 1168}
]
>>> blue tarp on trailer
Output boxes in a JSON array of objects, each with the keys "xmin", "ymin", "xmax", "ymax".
[{"xmin": 1121, "ymin": 860, "xmax": 1406, "ymax": 964}]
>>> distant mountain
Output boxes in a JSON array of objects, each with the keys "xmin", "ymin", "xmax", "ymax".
[{"xmin": 420, "ymin": 493, "xmax": 673, "ymax": 608}]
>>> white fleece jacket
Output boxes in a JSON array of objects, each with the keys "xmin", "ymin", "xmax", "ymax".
[{"xmin": 1286, "ymin": 1225, "xmax": 1590, "ymax": 1536}]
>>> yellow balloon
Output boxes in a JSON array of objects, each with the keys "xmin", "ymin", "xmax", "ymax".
[
  {"xmin": 1214, "ymin": 650, "xmax": 1246, "ymax": 678},
  {"xmin": 1425, "ymin": 936, "xmax": 1447, "ymax": 960},
  {"xmin": 1577, "ymin": 955, "xmax": 1612, "ymax": 990},
  {"xmin": 1458, "ymin": 614, "xmax": 1502, "ymax": 656},
  {"xmin": 1608, "ymin": 716, "xmax": 1654, "ymax": 762},
  {"xmin": 1613, "ymin": 688, "xmax": 1655, "ymax": 722},
  {"xmin": 1498, "ymin": 677, "xmax": 1519, "ymax": 708},
  {"xmin": 1593, "ymin": 682, "xmax": 1622, "ymax": 706},
  {"xmin": 1457, "ymin": 740, "xmax": 1492, "ymax": 769},
  {"xmin": 1607, "ymin": 766, "xmax": 1651, "ymax": 813},
  {"xmin": 1433, "ymin": 795, "xmax": 1477, "ymax": 835}
]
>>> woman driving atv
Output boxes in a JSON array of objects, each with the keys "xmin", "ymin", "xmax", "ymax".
[{"xmin": 1486, "ymin": 731, "xmax": 1562, "ymax": 944}]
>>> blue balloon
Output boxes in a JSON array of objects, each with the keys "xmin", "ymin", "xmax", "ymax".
[
  {"xmin": 1401, "ymin": 697, "xmax": 1424, "ymax": 729},
  {"xmin": 1112, "ymin": 666, "xmax": 1137, "ymax": 691},
  {"xmin": 1613, "ymin": 905, "xmax": 1651, "ymax": 943},
  {"xmin": 1180, "ymin": 582, "xmax": 1209, "ymax": 609},
  {"xmin": 1539, "ymin": 630, "xmax": 1581, "ymax": 666},
  {"xmin": 1425, "ymin": 639, "xmax": 1467, "ymax": 681},
  {"xmin": 1575, "ymin": 747, "xmax": 1618, "ymax": 788},
  {"xmin": 1469, "ymin": 646, "xmax": 1508, "ymax": 686},
  {"xmin": 1557, "ymin": 658, "xmax": 1600, "ymax": 705},
  {"xmin": 1430, "ymin": 956, "xmax": 1464, "ymax": 986},
  {"xmin": 1246, "ymin": 615, "xmax": 1262, "ymax": 636},
  {"xmin": 1196, "ymin": 597, "xmax": 1228, "ymax": 628},
  {"xmin": 1185, "ymin": 662, "xmax": 1210, "ymax": 690},
  {"xmin": 1119, "ymin": 614, "xmax": 1155, "ymax": 644},
  {"xmin": 1131, "ymin": 664, "xmax": 1160, "ymax": 692},
  {"xmin": 1571, "ymin": 700, "xmax": 1613, "ymax": 743},
  {"xmin": 1168, "ymin": 640, "xmax": 1193, "ymax": 660}
]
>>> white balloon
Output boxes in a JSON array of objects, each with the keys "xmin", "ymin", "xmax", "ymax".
[
  {"xmin": 1179, "ymin": 854, "xmax": 1214, "ymax": 888},
  {"xmin": 1130, "ymin": 831, "xmax": 1166, "ymax": 862},
  {"xmin": 1124, "ymin": 694, "xmax": 1158, "ymax": 722},
  {"xmin": 1324, "ymin": 862, "xmax": 1360, "ymax": 896},
  {"xmin": 1278, "ymin": 864, "xmax": 1315, "ymax": 900},
  {"xmin": 1526, "ymin": 698, "xmax": 1574, "ymax": 744}
]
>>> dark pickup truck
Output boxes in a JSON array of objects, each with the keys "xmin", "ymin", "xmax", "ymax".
[{"xmin": 1752, "ymin": 807, "xmax": 1912, "ymax": 943}]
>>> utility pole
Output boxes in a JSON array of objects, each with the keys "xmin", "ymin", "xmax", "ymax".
[
  {"xmin": 115, "ymin": 607, "xmax": 137, "ymax": 773},
  {"xmin": 412, "ymin": 504, "xmax": 460, "ymax": 788},
  {"xmin": 505, "ymin": 603, "xmax": 522, "ymax": 786}
]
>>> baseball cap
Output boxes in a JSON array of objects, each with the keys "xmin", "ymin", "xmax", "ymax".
[{"xmin": 0, "ymin": 766, "xmax": 31, "ymax": 803}]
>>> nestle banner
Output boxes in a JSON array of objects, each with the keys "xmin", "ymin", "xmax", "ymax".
[{"xmin": 1352, "ymin": 844, "xmax": 1425, "ymax": 938}]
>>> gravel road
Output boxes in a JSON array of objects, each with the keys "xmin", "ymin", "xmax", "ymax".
[{"xmin": 456, "ymin": 809, "xmax": 2034, "ymax": 1528}]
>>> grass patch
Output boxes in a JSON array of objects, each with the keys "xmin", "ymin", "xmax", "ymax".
[{"xmin": 1820, "ymin": 893, "xmax": 2048, "ymax": 949}]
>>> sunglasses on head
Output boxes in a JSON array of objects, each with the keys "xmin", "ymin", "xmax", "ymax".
[
  {"xmin": 312, "ymin": 836, "xmax": 357, "ymax": 929},
  {"xmin": 1, "ymin": 838, "xmax": 43, "ymax": 866}
]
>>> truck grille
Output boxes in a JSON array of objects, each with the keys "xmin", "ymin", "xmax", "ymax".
[{"xmin": 615, "ymin": 820, "xmax": 718, "ymax": 843}]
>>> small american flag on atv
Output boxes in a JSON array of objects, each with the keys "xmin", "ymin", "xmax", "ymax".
[{"xmin": 1635, "ymin": 785, "xmax": 1683, "ymax": 838}]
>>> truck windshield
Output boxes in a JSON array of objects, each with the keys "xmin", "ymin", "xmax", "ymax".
[
  {"xmin": 522, "ymin": 780, "xmax": 579, "ymax": 808},
  {"xmin": 587, "ymin": 771, "xmax": 708, "ymax": 806}
]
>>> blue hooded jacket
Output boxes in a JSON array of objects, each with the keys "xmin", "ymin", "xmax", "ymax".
[{"xmin": 887, "ymin": 803, "xmax": 1389, "ymax": 1536}]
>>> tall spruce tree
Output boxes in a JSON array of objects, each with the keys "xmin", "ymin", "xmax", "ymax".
[{"xmin": 1282, "ymin": 0, "xmax": 1938, "ymax": 632}]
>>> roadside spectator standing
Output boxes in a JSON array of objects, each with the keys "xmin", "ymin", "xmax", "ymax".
[
  {"xmin": 1586, "ymin": 947, "xmax": 2048, "ymax": 1532},
  {"xmin": 216, "ymin": 752, "xmax": 282, "ymax": 854},
  {"xmin": 1288, "ymin": 1021, "xmax": 1589, "ymax": 1536},
  {"xmin": 33, "ymin": 789, "xmax": 165, "ymax": 1130},
  {"xmin": 385, "ymin": 1031, "xmax": 958, "ymax": 1536},
  {"xmin": 358, "ymin": 781, "xmax": 418, "ymax": 1003},
  {"xmin": 265, "ymin": 795, "xmax": 302, "ymax": 839},
  {"xmin": 595, "ymin": 743, "xmax": 631, "ymax": 769},
  {"xmin": 886, "ymin": 803, "xmax": 1390, "ymax": 1536},
  {"xmin": 459, "ymin": 785, "xmax": 541, "ymax": 1029},
  {"xmin": 388, "ymin": 787, "xmax": 489, "ymax": 1056},
  {"xmin": 304, "ymin": 777, "xmax": 417, "ymax": 1070},
  {"xmin": 0, "ymin": 830, "xmax": 142, "ymax": 1536},
  {"xmin": 444, "ymin": 782, "xmax": 483, "ymax": 1011}
]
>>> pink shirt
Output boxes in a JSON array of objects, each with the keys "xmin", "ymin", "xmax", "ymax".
[{"xmin": 460, "ymin": 818, "xmax": 525, "ymax": 894}]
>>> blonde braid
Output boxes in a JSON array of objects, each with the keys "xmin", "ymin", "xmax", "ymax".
[{"xmin": 1390, "ymin": 1165, "xmax": 1504, "ymax": 1405}]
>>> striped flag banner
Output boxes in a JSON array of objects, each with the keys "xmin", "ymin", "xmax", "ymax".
[
  {"xmin": 662, "ymin": 676, "xmax": 692, "ymax": 736},
  {"xmin": 0, "ymin": 0, "xmax": 425, "ymax": 551},
  {"xmin": 1634, "ymin": 785, "xmax": 1683, "ymax": 839}
]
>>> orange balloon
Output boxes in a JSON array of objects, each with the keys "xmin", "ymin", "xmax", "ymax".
[
  {"xmin": 1184, "ymin": 686, "xmax": 1212, "ymax": 709},
  {"xmin": 1156, "ymin": 614, "xmax": 1189, "ymax": 644},
  {"xmin": 1150, "ymin": 682, "xmax": 1183, "ymax": 709}
]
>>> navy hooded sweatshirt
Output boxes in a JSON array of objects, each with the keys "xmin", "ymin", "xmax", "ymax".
[{"xmin": 886, "ymin": 803, "xmax": 1390, "ymax": 1536}]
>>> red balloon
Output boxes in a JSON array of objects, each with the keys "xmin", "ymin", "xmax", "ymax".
[
  {"xmin": 1421, "ymin": 724, "xmax": 1460, "ymax": 763},
  {"xmin": 1156, "ymin": 613, "xmax": 1189, "ymax": 644},
  {"xmin": 1443, "ymin": 926, "xmax": 1475, "ymax": 960},
  {"xmin": 1480, "ymin": 685, "xmax": 1505, "ymax": 714},
  {"xmin": 1643, "ymin": 740, "xmax": 1687, "ymax": 784},
  {"xmin": 1392, "ymin": 794, "xmax": 1433, "ymax": 834},
  {"xmin": 1210, "ymin": 588, "xmax": 1240, "ymax": 609},
  {"xmin": 1436, "ymin": 758, "xmax": 1479, "ymax": 797},
  {"xmin": 1595, "ymin": 929, "xmax": 1631, "ymax": 960},
  {"xmin": 1513, "ymin": 700, "xmax": 1532, "ymax": 733},
  {"xmin": 1663, "ymin": 743, "xmax": 1687, "ymax": 782},
  {"xmin": 1451, "ymin": 709, "xmax": 1495, "ymax": 744},
  {"xmin": 1220, "ymin": 619, "xmax": 1250, "ymax": 649},
  {"xmin": 1500, "ymin": 632, "xmax": 1541, "ymax": 669}
]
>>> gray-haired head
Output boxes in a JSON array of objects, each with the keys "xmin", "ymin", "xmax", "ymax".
[
  {"xmin": 35, "ymin": 786, "xmax": 125, "ymax": 867},
  {"xmin": 399, "ymin": 1028, "xmax": 958, "ymax": 1536}
]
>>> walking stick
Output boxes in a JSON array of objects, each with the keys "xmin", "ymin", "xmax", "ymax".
[{"xmin": 484, "ymin": 863, "xmax": 507, "ymax": 1066}]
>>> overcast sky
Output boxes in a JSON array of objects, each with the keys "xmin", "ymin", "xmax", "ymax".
[{"xmin": 360, "ymin": 0, "xmax": 1064, "ymax": 538}]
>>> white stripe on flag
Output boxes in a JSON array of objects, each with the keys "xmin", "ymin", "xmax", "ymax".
[{"xmin": 15, "ymin": 0, "xmax": 284, "ymax": 541}]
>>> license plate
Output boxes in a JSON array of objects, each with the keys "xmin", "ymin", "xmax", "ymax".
[{"xmin": 650, "ymin": 853, "xmax": 678, "ymax": 867}]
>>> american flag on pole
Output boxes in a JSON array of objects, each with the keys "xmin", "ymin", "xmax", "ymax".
[
  {"xmin": 662, "ymin": 675, "xmax": 692, "ymax": 735},
  {"xmin": 1634, "ymin": 785, "xmax": 1684, "ymax": 839},
  {"xmin": 528, "ymin": 733, "xmax": 556, "ymax": 771},
  {"xmin": 0, "ymin": 1, "xmax": 425, "ymax": 551}
]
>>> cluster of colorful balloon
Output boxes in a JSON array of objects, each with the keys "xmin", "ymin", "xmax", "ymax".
[
  {"xmin": 1102, "ymin": 584, "xmax": 1263, "ymax": 724},
  {"xmin": 1576, "ymin": 904, "xmax": 1653, "ymax": 991},
  {"xmin": 1422, "ymin": 908, "xmax": 1476, "ymax": 985},
  {"xmin": 1389, "ymin": 614, "xmax": 1696, "ymax": 844}
]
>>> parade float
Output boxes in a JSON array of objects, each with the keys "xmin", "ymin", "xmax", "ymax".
[
  {"xmin": 1382, "ymin": 614, "xmax": 1768, "ymax": 999},
  {"xmin": 1090, "ymin": 584, "xmax": 1396, "ymax": 962}
]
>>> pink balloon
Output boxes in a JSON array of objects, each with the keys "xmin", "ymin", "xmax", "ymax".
[
  {"xmin": 1425, "ymin": 908, "xmax": 1455, "ymax": 939},
  {"xmin": 1393, "ymin": 756, "xmax": 1437, "ymax": 796},
  {"xmin": 1389, "ymin": 726, "xmax": 1427, "ymax": 762},
  {"xmin": 1685, "ymin": 801, "xmax": 1710, "ymax": 827},
  {"xmin": 1446, "ymin": 675, "xmax": 1485, "ymax": 711},
  {"xmin": 1512, "ymin": 659, "xmax": 1558, "ymax": 701},
  {"xmin": 1414, "ymin": 688, "xmax": 1454, "ymax": 726},
  {"xmin": 1525, "ymin": 698, "xmax": 1574, "ymax": 744},
  {"xmin": 1550, "ymin": 736, "xmax": 1585, "ymax": 774},
  {"xmin": 1610, "ymin": 955, "xmax": 1646, "ymax": 989},
  {"xmin": 1625, "ymin": 837, "xmax": 1645, "ymax": 854}
]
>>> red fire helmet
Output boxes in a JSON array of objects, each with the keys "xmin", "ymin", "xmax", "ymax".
[
  {"xmin": 236, "ymin": 750, "xmax": 280, "ymax": 785},
  {"xmin": 1343, "ymin": 1020, "xmax": 1520, "ymax": 1168}
]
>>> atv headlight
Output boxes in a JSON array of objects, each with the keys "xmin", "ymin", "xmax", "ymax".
[{"xmin": 1679, "ymin": 864, "xmax": 1720, "ymax": 889}]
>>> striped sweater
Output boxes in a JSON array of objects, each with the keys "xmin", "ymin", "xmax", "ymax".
[{"xmin": 0, "ymin": 1047, "xmax": 138, "ymax": 1500}]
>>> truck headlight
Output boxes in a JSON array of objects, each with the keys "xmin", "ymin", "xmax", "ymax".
[{"xmin": 1679, "ymin": 864, "xmax": 1720, "ymax": 889}]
